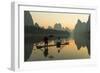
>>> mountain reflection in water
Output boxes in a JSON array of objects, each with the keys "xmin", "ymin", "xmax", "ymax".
[{"xmin": 27, "ymin": 37, "xmax": 90, "ymax": 61}]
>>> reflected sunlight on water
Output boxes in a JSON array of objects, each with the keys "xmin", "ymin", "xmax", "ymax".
[{"xmin": 28, "ymin": 38, "xmax": 89, "ymax": 61}]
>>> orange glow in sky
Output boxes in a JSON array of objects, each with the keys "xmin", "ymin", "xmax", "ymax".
[{"xmin": 30, "ymin": 11, "xmax": 89, "ymax": 30}]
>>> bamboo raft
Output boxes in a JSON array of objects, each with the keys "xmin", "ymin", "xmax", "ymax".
[{"xmin": 36, "ymin": 42, "xmax": 69, "ymax": 49}]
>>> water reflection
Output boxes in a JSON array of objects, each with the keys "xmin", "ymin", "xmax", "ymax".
[
  {"xmin": 74, "ymin": 32, "xmax": 90, "ymax": 55},
  {"xmin": 43, "ymin": 47, "xmax": 48, "ymax": 57},
  {"xmin": 27, "ymin": 36, "xmax": 90, "ymax": 61}
]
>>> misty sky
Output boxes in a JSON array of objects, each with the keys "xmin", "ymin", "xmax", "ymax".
[{"xmin": 30, "ymin": 11, "xmax": 89, "ymax": 30}]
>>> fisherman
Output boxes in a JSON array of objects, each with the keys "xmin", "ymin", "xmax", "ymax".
[
  {"xmin": 43, "ymin": 36, "xmax": 49, "ymax": 57},
  {"xmin": 55, "ymin": 36, "xmax": 62, "ymax": 53},
  {"xmin": 43, "ymin": 36, "xmax": 48, "ymax": 46},
  {"xmin": 56, "ymin": 36, "xmax": 61, "ymax": 48}
]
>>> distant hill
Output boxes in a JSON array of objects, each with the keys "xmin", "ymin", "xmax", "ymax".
[
  {"xmin": 54, "ymin": 23, "xmax": 62, "ymax": 30},
  {"xmin": 24, "ymin": 11, "xmax": 34, "ymax": 26},
  {"xmin": 24, "ymin": 11, "xmax": 34, "ymax": 61},
  {"xmin": 74, "ymin": 16, "xmax": 90, "ymax": 34},
  {"xmin": 74, "ymin": 15, "xmax": 90, "ymax": 55}
]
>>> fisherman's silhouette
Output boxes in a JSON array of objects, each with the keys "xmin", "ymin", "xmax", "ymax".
[
  {"xmin": 43, "ymin": 36, "xmax": 49, "ymax": 57},
  {"xmin": 43, "ymin": 36, "xmax": 48, "ymax": 46},
  {"xmin": 56, "ymin": 37, "xmax": 62, "ymax": 53}
]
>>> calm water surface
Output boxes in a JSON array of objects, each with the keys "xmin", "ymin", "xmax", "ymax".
[{"xmin": 28, "ymin": 37, "xmax": 90, "ymax": 61}]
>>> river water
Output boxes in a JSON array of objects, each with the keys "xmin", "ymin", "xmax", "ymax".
[{"xmin": 27, "ymin": 37, "xmax": 90, "ymax": 61}]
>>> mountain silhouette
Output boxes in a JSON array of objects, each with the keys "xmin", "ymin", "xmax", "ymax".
[
  {"xmin": 24, "ymin": 11, "xmax": 34, "ymax": 61},
  {"xmin": 74, "ymin": 15, "xmax": 90, "ymax": 55},
  {"xmin": 54, "ymin": 23, "xmax": 62, "ymax": 30}
]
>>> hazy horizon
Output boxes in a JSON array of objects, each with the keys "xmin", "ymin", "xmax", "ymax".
[{"xmin": 30, "ymin": 11, "xmax": 89, "ymax": 30}]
